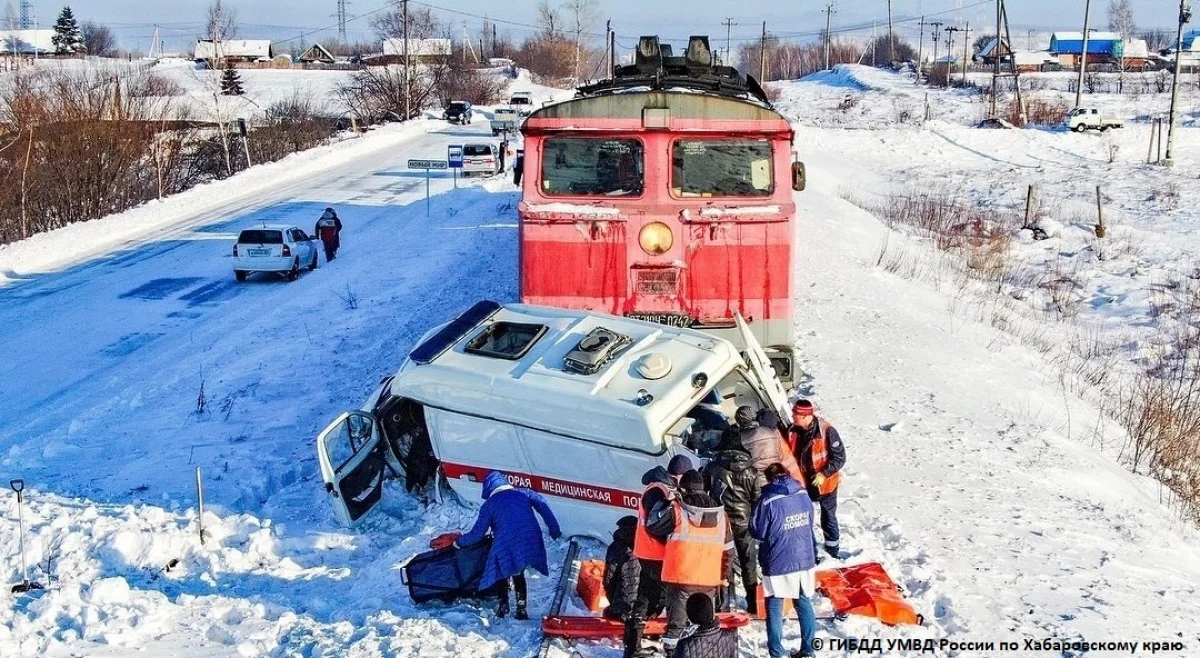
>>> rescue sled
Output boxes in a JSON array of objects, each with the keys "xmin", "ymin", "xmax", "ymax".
[
  {"xmin": 542, "ymin": 612, "xmax": 752, "ymax": 639},
  {"xmin": 815, "ymin": 562, "xmax": 923, "ymax": 626}
]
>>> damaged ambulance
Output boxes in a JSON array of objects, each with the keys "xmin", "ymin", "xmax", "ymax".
[{"xmin": 316, "ymin": 300, "xmax": 793, "ymax": 539}]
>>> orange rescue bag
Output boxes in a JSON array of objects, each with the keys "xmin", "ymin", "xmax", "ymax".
[
  {"xmin": 575, "ymin": 559, "xmax": 609, "ymax": 613},
  {"xmin": 815, "ymin": 562, "xmax": 923, "ymax": 626}
]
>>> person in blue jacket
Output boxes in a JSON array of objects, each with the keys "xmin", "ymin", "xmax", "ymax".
[
  {"xmin": 455, "ymin": 471, "xmax": 562, "ymax": 619},
  {"xmin": 749, "ymin": 463, "xmax": 818, "ymax": 658}
]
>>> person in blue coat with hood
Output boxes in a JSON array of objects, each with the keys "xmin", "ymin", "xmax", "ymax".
[
  {"xmin": 749, "ymin": 463, "xmax": 818, "ymax": 658},
  {"xmin": 455, "ymin": 471, "xmax": 562, "ymax": 619}
]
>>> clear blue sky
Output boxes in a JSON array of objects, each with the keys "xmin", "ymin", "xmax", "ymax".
[{"xmin": 21, "ymin": 0, "xmax": 1187, "ymax": 52}]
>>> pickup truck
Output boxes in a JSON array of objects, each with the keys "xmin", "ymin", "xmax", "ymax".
[
  {"xmin": 1066, "ymin": 107, "xmax": 1124, "ymax": 132},
  {"xmin": 490, "ymin": 107, "xmax": 518, "ymax": 135}
]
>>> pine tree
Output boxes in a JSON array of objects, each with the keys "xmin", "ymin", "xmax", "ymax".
[
  {"xmin": 220, "ymin": 63, "xmax": 245, "ymax": 95},
  {"xmin": 51, "ymin": 6, "xmax": 84, "ymax": 55}
]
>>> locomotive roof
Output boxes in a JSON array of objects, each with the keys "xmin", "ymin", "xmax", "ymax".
[{"xmin": 388, "ymin": 302, "xmax": 740, "ymax": 454}]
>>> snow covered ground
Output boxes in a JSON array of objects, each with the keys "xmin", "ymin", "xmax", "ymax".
[{"xmin": 2, "ymin": 66, "xmax": 1199, "ymax": 657}]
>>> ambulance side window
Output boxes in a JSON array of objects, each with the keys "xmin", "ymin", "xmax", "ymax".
[{"xmin": 426, "ymin": 410, "xmax": 529, "ymax": 475}]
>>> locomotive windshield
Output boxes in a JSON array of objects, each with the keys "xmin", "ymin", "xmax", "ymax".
[
  {"xmin": 671, "ymin": 139, "xmax": 774, "ymax": 197},
  {"xmin": 541, "ymin": 138, "xmax": 645, "ymax": 197}
]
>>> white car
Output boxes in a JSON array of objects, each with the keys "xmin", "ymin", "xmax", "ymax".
[
  {"xmin": 508, "ymin": 91, "xmax": 534, "ymax": 117},
  {"xmin": 461, "ymin": 143, "xmax": 500, "ymax": 176},
  {"xmin": 232, "ymin": 225, "xmax": 319, "ymax": 282}
]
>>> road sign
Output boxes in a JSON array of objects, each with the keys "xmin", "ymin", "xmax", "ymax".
[
  {"xmin": 408, "ymin": 159, "xmax": 448, "ymax": 170},
  {"xmin": 447, "ymin": 145, "xmax": 464, "ymax": 169}
]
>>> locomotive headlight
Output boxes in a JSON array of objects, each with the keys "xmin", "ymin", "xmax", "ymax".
[{"xmin": 639, "ymin": 222, "xmax": 673, "ymax": 255}]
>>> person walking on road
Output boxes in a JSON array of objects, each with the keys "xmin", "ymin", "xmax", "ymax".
[
  {"xmin": 314, "ymin": 207, "xmax": 343, "ymax": 262},
  {"xmin": 454, "ymin": 471, "xmax": 562, "ymax": 620},
  {"xmin": 788, "ymin": 400, "xmax": 846, "ymax": 560},
  {"xmin": 750, "ymin": 462, "xmax": 818, "ymax": 658}
]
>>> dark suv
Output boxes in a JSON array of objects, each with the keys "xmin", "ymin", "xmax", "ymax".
[{"xmin": 443, "ymin": 101, "xmax": 473, "ymax": 124}]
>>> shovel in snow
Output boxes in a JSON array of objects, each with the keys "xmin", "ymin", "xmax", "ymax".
[{"xmin": 9, "ymin": 479, "xmax": 44, "ymax": 594}]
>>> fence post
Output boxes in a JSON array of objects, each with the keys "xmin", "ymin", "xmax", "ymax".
[
  {"xmin": 1023, "ymin": 184, "xmax": 1037, "ymax": 229},
  {"xmin": 195, "ymin": 466, "xmax": 206, "ymax": 545},
  {"xmin": 1094, "ymin": 185, "xmax": 1107, "ymax": 239}
]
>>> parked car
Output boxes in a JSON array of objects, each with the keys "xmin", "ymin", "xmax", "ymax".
[
  {"xmin": 316, "ymin": 300, "xmax": 793, "ymax": 536},
  {"xmin": 1066, "ymin": 106, "xmax": 1124, "ymax": 132},
  {"xmin": 508, "ymin": 92, "xmax": 534, "ymax": 117},
  {"xmin": 443, "ymin": 101, "xmax": 473, "ymax": 124},
  {"xmin": 232, "ymin": 225, "xmax": 318, "ymax": 282},
  {"xmin": 490, "ymin": 107, "xmax": 519, "ymax": 135},
  {"xmin": 461, "ymin": 143, "xmax": 500, "ymax": 176}
]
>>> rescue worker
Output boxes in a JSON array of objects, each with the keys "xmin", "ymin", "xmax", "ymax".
[
  {"xmin": 625, "ymin": 455, "xmax": 690, "ymax": 658},
  {"xmin": 702, "ymin": 434, "xmax": 764, "ymax": 615},
  {"xmin": 603, "ymin": 515, "xmax": 641, "ymax": 621},
  {"xmin": 750, "ymin": 463, "xmax": 818, "ymax": 658},
  {"xmin": 653, "ymin": 469, "xmax": 734, "ymax": 656},
  {"xmin": 788, "ymin": 399, "xmax": 846, "ymax": 561},
  {"xmin": 314, "ymin": 207, "xmax": 343, "ymax": 262},
  {"xmin": 453, "ymin": 471, "xmax": 562, "ymax": 620},
  {"xmin": 672, "ymin": 592, "xmax": 738, "ymax": 658},
  {"xmin": 735, "ymin": 406, "xmax": 804, "ymax": 484}
]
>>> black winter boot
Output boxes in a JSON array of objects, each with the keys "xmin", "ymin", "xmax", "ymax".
[
  {"xmin": 496, "ymin": 599, "xmax": 510, "ymax": 618},
  {"xmin": 515, "ymin": 600, "xmax": 529, "ymax": 620},
  {"xmin": 622, "ymin": 617, "xmax": 644, "ymax": 658}
]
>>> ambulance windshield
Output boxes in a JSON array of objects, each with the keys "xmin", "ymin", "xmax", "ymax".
[{"xmin": 678, "ymin": 367, "xmax": 770, "ymax": 453}]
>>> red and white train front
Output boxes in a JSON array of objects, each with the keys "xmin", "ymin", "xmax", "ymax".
[{"xmin": 517, "ymin": 36, "xmax": 805, "ymax": 381}]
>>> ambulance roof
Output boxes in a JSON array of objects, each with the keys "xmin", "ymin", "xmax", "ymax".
[{"xmin": 389, "ymin": 302, "xmax": 741, "ymax": 454}]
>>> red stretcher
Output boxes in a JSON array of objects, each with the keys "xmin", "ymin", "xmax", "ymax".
[{"xmin": 542, "ymin": 611, "xmax": 752, "ymax": 639}]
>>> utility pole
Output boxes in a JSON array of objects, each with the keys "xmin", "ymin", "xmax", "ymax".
[
  {"xmin": 759, "ymin": 21, "xmax": 767, "ymax": 81},
  {"xmin": 493, "ymin": 24, "xmax": 498, "ymax": 58},
  {"xmin": 823, "ymin": 4, "xmax": 836, "ymax": 71},
  {"xmin": 605, "ymin": 19, "xmax": 612, "ymax": 78},
  {"xmin": 962, "ymin": 22, "xmax": 971, "ymax": 86},
  {"xmin": 402, "ymin": 0, "xmax": 410, "ymax": 121},
  {"xmin": 916, "ymin": 15, "xmax": 925, "ymax": 84},
  {"xmin": 609, "ymin": 29, "xmax": 616, "ymax": 77},
  {"xmin": 945, "ymin": 25, "xmax": 961, "ymax": 86},
  {"xmin": 887, "ymin": 0, "xmax": 894, "ymax": 62},
  {"xmin": 337, "ymin": 0, "xmax": 348, "ymax": 42},
  {"xmin": 723, "ymin": 17, "xmax": 737, "ymax": 67},
  {"xmin": 1001, "ymin": 0, "xmax": 1026, "ymax": 124},
  {"xmin": 1075, "ymin": 0, "xmax": 1092, "ymax": 107},
  {"xmin": 991, "ymin": 0, "xmax": 1001, "ymax": 118},
  {"xmin": 930, "ymin": 21, "xmax": 944, "ymax": 84},
  {"xmin": 1164, "ymin": 0, "xmax": 1193, "ymax": 167}
]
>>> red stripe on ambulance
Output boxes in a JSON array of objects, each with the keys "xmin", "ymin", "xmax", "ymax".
[{"xmin": 441, "ymin": 462, "xmax": 641, "ymax": 510}]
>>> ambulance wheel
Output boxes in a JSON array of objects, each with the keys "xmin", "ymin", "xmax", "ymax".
[
  {"xmin": 309, "ymin": 253, "xmax": 318, "ymax": 270},
  {"xmin": 235, "ymin": 270, "xmax": 247, "ymax": 282},
  {"xmin": 287, "ymin": 259, "xmax": 300, "ymax": 281}
]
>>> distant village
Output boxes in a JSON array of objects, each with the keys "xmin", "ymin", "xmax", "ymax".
[{"xmin": 3, "ymin": 19, "xmax": 1199, "ymax": 75}]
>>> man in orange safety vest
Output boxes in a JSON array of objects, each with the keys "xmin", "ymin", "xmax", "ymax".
[{"xmin": 788, "ymin": 399, "xmax": 847, "ymax": 561}]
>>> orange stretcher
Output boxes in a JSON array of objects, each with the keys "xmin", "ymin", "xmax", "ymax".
[{"xmin": 815, "ymin": 562, "xmax": 923, "ymax": 626}]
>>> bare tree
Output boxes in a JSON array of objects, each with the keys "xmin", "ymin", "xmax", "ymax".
[
  {"xmin": 1107, "ymin": 0, "xmax": 1136, "ymax": 88},
  {"xmin": 564, "ymin": 0, "xmax": 597, "ymax": 81},
  {"xmin": 536, "ymin": 0, "xmax": 561, "ymax": 38},
  {"xmin": 4, "ymin": 2, "xmax": 17, "ymax": 30},
  {"xmin": 369, "ymin": 4, "xmax": 437, "ymax": 40},
  {"xmin": 1107, "ymin": 0, "xmax": 1136, "ymax": 38},
  {"xmin": 206, "ymin": 0, "xmax": 238, "ymax": 44},
  {"xmin": 82, "ymin": 21, "xmax": 117, "ymax": 57},
  {"xmin": 1140, "ymin": 28, "xmax": 1173, "ymax": 53}
]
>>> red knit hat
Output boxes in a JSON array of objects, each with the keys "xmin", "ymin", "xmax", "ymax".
[{"xmin": 792, "ymin": 399, "xmax": 815, "ymax": 415}]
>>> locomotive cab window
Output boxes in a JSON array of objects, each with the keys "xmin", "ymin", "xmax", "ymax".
[
  {"xmin": 541, "ymin": 138, "xmax": 644, "ymax": 197},
  {"xmin": 671, "ymin": 139, "xmax": 773, "ymax": 198}
]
